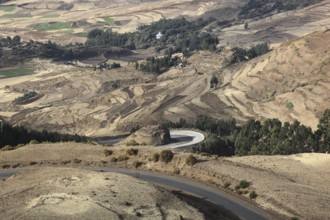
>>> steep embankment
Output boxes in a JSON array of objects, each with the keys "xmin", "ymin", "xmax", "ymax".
[{"xmin": 216, "ymin": 30, "xmax": 330, "ymax": 129}]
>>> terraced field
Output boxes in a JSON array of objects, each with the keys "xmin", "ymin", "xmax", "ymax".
[{"xmin": 0, "ymin": 0, "xmax": 244, "ymax": 44}]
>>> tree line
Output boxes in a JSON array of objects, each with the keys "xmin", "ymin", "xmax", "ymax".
[
  {"xmin": 228, "ymin": 43, "xmax": 270, "ymax": 64},
  {"xmin": 85, "ymin": 17, "xmax": 218, "ymax": 53},
  {"xmin": 0, "ymin": 121, "xmax": 88, "ymax": 149},
  {"xmin": 162, "ymin": 109, "xmax": 330, "ymax": 156}
]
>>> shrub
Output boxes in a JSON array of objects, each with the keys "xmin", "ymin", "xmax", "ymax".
[
  {"xmin": 73, "ymin": 158, "xmax": 82, "ymax": 163},
  {"xmin": 133, "ymin": 161, "xmax": 143, "ymax": 168},
  {"xmin": 104, "ymin": 149, "xmax": 113, "ymax": 156},
  {"xmin": 1, "ymin": 145, "xmax": 13, "ymax": 151},
  {"xmin": 29, "ymin": 140, "xmax": 39, "ymax": 144},
  {"xmin": 127, "ymin": 140, "xmax": 139, "ymax": 146},
  {"xmin": 160, "ymin": 150, "xmax": 174, "ymax": 163},
  {"xmin": 2, "ymin": 164, "xmax": 10, "ymax": 169},
  {"xmin": 239, "ymin": 180, "xmax": 250, "ymax": 189},
  {"xmin": 117, "ymin": 155, "xmax": 129, "ymax": 162},
  {"xmin": 249, "ymin": 191, "xmax": 258, "ymax": 199},
  {"xmin": 29, "ymin": 161, "xmax": 37, "ymax": 165},
  {"xmin": 126, "ymin": 148, "xmax": 139, "ymax": 156},
  {"xmin": 185, "ymin": 154, "xmax": 197, "ymax": 166},
  {"xmin": 152, "ymin": 153, "xmax": 160, "ymax": 162},
  {"xmin": 173, "ymin": 167, "xmax": 180, "ymax": 175},
  {"xmin": 111, "ymin": 157, "xmax": 118, "ymax": 162},
  {"xmin": 224, "ymin": 182, "xmax": 231, "ymax": 188},
  {"xmin": 286, "ymin": 101, "xmax": 294, "ymax": 110}
]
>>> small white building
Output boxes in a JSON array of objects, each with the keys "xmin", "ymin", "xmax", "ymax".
[{"xmin": 156, "ymin": 32, "xmax": 163, "ymax": 39}]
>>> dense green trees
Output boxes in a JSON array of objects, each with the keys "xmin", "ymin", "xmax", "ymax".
[
  {"xmin": 164, "ymin": 109, "xmax": 330, "ymax": 156},
  {"xmin": 229, "ymin": 43, "xmax": 270, "ymax": 64},
  {"xmin": 85, "ymin": 17, "xmax": 218, "ymax": 53},
  {"xmin": 0, "ymin": 121, "xmax": 88, "ymax": 149}
]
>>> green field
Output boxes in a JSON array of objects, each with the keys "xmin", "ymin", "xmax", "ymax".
[
  {"xmin": 34, "ymin": 22, "xmax": 72, "ymax": 31},
  {"xmin": 0, "ymin": 67, "xmax": 34, "ymax": 78},
  {"xmin": 103, "ymin": 17, "xmax": 114, "ymax": 24},
  {"xmin": 0, "ymin": 5, "xmax": 16, "ymax": 12},
  {"xmin": 0, "ymin": 12, "xmax": 32, "ymax": 18},
  {"xmin": 56, "ymin": 29, "xmax": 74, "ymax": 35},
  {"xmin": 42, "ymin": 13, "xmax": 60, "ymax": 19}
]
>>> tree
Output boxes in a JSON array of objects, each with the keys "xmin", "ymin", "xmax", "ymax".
[
  {"xmin": 316, "ymin": 109, "xmax": 330, "ymax": 152},
  {"xmin": 210, "ymin": 75, "xmax": 219, "ymax": 88},
  {"xmin": 12, "ymin": 35, "xmax": 21, "ymax": 45}
]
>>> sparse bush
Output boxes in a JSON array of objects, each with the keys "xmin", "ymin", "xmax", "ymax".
[
  {"xmin": 133, "ymin": 161, "xmax": 143, "ymax": 168},
  {"xmin": 286, "ymin": 101, "xmax": 294, "ymax": 110},
  {"xmin": 235, "ymin": 185, "xmax": 241, "ymax": 190},
  {"xmin": 73, "ymin": 158, "xmax": 82, "ymax": 163},
  {"xmin": 224, "ymin": 182, "xmax": 231, "ymax": 188},
  {"xmin": 126, "ymin": 148, "xmax": 139, "ymax": 156},
  {"xmin": 173, "ymin": 167, "xmax": 180, "ymax": 175},
  {"xmin": 29, "ymin": 140, "xmax": 39, "ymax": 144},
  {"xmin": 111, "ymin": 157, "xmax": 118, "ymax": 162},
  {"xmin": 1, "ymin": 145, "xmax": 13, "ymax": 151},
  {"xmin": 127, "ymin": 140, "xmax": 139, "ymax": 146},
  {"xmin": 239, "ymin": 180, "xmax": 250, "ymax": 189},
  {"xmin": 117, "ymin": 155, "xmax": 129, "ymax": 162},
  {"xmin": 160, "ymin": 150, "xmax": 174, "ymax": 163},
  {"xmin": 29, "ymin": 161, "xmax": 37, "ymax": 165},
  {"xmin": 185, "ymin": 154, "xmax": 197, "ymax": 166},
  {"xmin": 152, "ymin": 153, "xmax": 160, "ymax": 162},
  {"xmin": 104, "ymin": 149, "xmax": 113, "ymax": 156},
  {"xmin": 249, "ymin": 191, "xmax": 258, "ymax": 199},
  {"xmin": 2, "ymin": 164, "xmax": 10, "ymax": 169}
]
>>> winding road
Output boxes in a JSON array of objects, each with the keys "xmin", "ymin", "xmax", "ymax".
[
  {"xmin": 97, "ymin": 129, "xmax": 205, "ymax": 148},
  {"xmin": 0, "ymin": 167, "xmax": 273, "ymax": 220},
  {"xmin": 0, "ymin": 130, "xmax": 274, "ymax": 220}
]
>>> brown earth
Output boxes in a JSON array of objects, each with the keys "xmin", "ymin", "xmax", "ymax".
[
  {"xmin": 0, "ymin": 167, "xmax": 205, "ymax": 220},
  {"xmin": 217, "ymin": 30, "xmax": 330, "ymax": 130},
  {"xmin": 1, "ymin": 142, "xmax": 329, "ymax": 220}
]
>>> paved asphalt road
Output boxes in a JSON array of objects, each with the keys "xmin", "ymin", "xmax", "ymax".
[
  {"xmin": 97, "ymin": 130, "xmax": 205, "ymax": 148},
  {"xmin": 0, "ymin": 167, "xmax": 273, "ymax": 220}
]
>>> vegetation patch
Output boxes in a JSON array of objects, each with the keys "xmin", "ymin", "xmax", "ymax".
[
  {"xmin": 249, "ymin": 191, "xmax": 258, "ymax": 199},
  {"xmin": 0, "ymin": 121, "xmax": 88, "ymax": 149},
  {"xmin": 42, "ymin": 13, "xmax": 60, "ymax": 18},
  {"xmin": 13, "ymin": 91, "xmax": 40, "ymax": 105},
  {"xmin": 33, "ymin": 22, "xmax": 72, "ymax": 31},
  {"xmin": 126, "ymin": 148, "xmax": 139, "ymax": 156},
  {"xmin": 0, "ymin": 5, "xmax": 16, "ymax": 12},
  {"xmin": 185, "ymin": 154, "xmax": 197, "ymax": 166},
  {"xmin": 104, "ymin": 149, "xmax": 113, "ymax": 156},
  {"xmin": 0, "ymin": 67, "xmax": 34, "ymax": 78},
  {"xmin": 103, "ymin": 17, "xmax": 114, "ymax": 24},
  {"xmin": 152, "ymin": 153, "xmax": 160, "ymax": 162},
  {"xmin": 160, "ymin": 150, "xmax": 174, "ymax": 163}
]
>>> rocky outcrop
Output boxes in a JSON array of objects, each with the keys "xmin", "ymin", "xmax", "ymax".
[{"xmin": 125, "ymin": 125, "xmax": 171, "ymax": 146}]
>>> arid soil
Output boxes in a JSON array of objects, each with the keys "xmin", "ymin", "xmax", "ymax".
[
  {"xmin": 1, "ymin": 142, "xmax": 329, "ymax": 220},
  {"xmin": 217, "ymin": 30, "xmax": 330, "ymax": 130},
  {"xmin": 1, "ymin": 31, "xmax": 329, "ymax": 135},
  {"xmin": 0, "ymin": 167, "xmax": 205, "ymax": 220}
]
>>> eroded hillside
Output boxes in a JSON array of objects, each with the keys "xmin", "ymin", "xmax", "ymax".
[{"xmin": 217, "ymin": 30, "xmax": 330, "ymax": 129}]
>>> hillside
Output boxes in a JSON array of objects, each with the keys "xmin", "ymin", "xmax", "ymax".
[
  {"xmin": 0, "ymin": 167, "xmax": 205, "ymax": 220},
  {"xmin": 1, "ymin": 142, "xmax": 329, "ymax": 219},
  {"xmin": 216, "ymin": 30, "xmax": 330, "ymax": 129}
]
